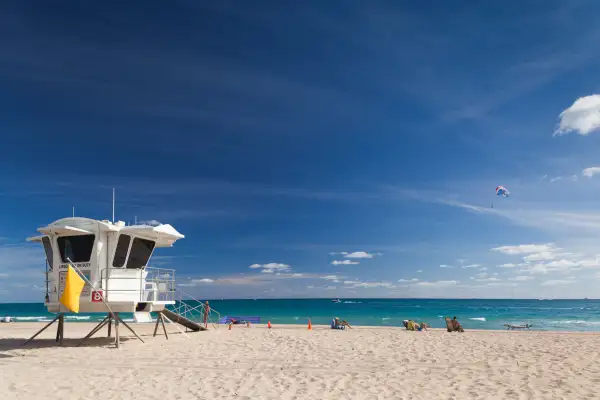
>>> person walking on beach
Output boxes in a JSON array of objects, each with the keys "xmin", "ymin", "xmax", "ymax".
[{"xmin": 203, "ymin": 301, "xmax": 210, "ymax": 328}]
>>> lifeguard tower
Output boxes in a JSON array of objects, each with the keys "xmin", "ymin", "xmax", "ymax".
[{"xmin": 25, "ymin": 216, "xmax": 204, "ymax": 347}]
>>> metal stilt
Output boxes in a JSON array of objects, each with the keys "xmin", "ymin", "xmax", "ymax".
[
  {"xmin": 160, "ymin": 313, "xmax": 168, "ymax": 339},
  {"xmin": 76, "ymin": 315, "xmax": 110, "ymax": 347},
  {"xmin": 23, "ymin": 313, "xmax": 62, "ymax": 346},
  {"xmin": 117, "ymin": 314, "xmax": 145, "ymax": 344}
]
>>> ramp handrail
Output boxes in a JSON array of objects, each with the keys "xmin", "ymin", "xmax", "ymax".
[{"xmin": 169, "ymin": 288, "xmax": 222, "ymax": 329}]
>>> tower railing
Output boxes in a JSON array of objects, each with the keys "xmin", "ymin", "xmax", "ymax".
[{"xmin": 96, "ymin": 266, "xmax": 176, "ymax": 303}]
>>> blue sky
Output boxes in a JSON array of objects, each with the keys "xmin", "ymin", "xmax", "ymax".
[{"xmin": 2, "ymin": 1, "xmax": 600, "ymax": 301}]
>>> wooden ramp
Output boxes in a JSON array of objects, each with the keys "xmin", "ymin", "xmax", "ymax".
[{"xmin": 161, "ymin": 309, "xmax": 206, "ymax": 331}]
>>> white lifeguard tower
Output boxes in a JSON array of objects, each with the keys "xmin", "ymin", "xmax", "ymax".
[{"xmin": 25, "ymin": 216, "xmax": 204, "ymax": 347}]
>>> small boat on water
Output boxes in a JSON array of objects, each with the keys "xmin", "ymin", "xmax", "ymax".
[{"xmin": 332, "ymin": 298, "xmax": 341, "ymax": 303}]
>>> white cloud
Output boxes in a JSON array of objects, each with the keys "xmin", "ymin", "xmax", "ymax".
[
  {"xmin": 484, "ymin": 282, "xmax": 518, "ymax": 287},
  {"xmin": 545, "ymin": 259, "xmax": 579, "ymax": 268},
  {"xmin": 582, "ymin": 167, "xmax": 600, "ymax": 178},
  {"xmin": 578, "ymin": 258, "xmax": 600, "ymax": 268},
  {"xmin": 540, "ymin": 278, "xmax": 576, "ymax": 286},
  {"xmin": 331, "ymin": 260, "xmax": 360, "ymax": 265},
  {"xmin": 344, "ymin": 251, "xmax": 376, "ymax": 259},
  {"xmin": 249, "ymin": 263, "xmax": 291, "ymax": 273},
  {"xmin": 322, "ymin": 275, "xmax": 343, "ymax": 281},
  {"xmin": 416, "ymin": 270, "xmax": 423, "ymax": 273},
  {"xmin": 491, "ymin": 244, "xmax": 555, "ymax": 255},
  {"xmin": 416, "ymin": 280, "xmax": 458, "ymax": 287},
  {"xmin": 555, "ymin": 94, "xmax": 600, "ymax": 136},
  {"xmin": 474, "ymin": 277, "xmax": 501, "ymax": 283},
  {"xmin": 439, "ymin": 264, "xmax": 453, "ymax": 268},
  {"xmin": 397, "ymin": 278, "xmax": 419, "ymax": 283},
  {"xmin": 191, "ymin": 278, "xmax": 214, "ymax": 284},
  {"xmin": 550, "ymin": 176, "xmax": 562, "ymax": 183},
  {"xmin": 343, "ymin": 280, "xmax": 395, "ymax": 289},
  {"xmin": 509, "ymin": 276, "xmax": 534, "ymax": 281},
  {"xmin": 329, "ymin": 252, "xmax": 349, "ymax": 255},
  {"xmin": 523, "ymin": 251, "xmax": 558, "ymax": 262},
  {"xmin": 462, "ymin": 264, "xmax": 481, "ymax": 269},
  {"xmin": 497, "ymin": 263, "xmax": 527, "ymax": 268},
  {"xmin": 139, "ymin": 219, "xmax": 161, "ymax": 226}
]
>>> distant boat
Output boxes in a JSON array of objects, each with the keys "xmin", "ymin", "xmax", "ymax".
[{"xmin": 332, "ymin": 299, "xmax": 341, "ymax": 303}]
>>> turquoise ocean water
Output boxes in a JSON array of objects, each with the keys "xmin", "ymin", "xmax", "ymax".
[{"xmin": 2, "ymin": 299, "xmax": 600, "ymax": 331}]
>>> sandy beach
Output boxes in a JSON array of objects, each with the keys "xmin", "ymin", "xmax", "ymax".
[{"xmin": 1, "ymin": 322, "xmax": 599, "ymax": 399}]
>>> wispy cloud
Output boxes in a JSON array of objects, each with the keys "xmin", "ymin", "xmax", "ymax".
[
  {"xmin": 439, "ymin": 264, "xmax": 453, "ymax": 269},
  {"xmin": 554, "ymin": 94, "xmax": 600, "ymax": 136},
  {"xmin": 509, "ymin": 276, "xmax": 534, "ymax": 281},
  {"xmin": 540, "ymin": 278, "xmax": 576, "ymax": 286},
  {"xmin": 462, "ymin": 264, "xmax": 481, "ymax": 269},
  {"xmin": 416, "ymin": 280, "xmax": 458, "ymax": 287},
  {"xmin": 191, "ymin": 278, "xmax": 214, "ymax": 284},
  {"xmin": 322, "ymin": 275, "xmax": 344, "ymax": 282},
  {"xmin": 491, "ymin": 244, "xmax": 556, "ymax": 255},
  {"xmin": 497, "ymin": 263, "xmax": 527, "ymax": 268},
  {"xmin": 138, "ymin": 219, "xmax": 161, "ymax": 226},
  {"xmin": 343, "ymin": 280, "xmax": 395, "ymax": 289},
  {"xmin": 248, "ymin": 263, "xmax": 291, "ymax": 273},
  {"xmin": 331, "ymin": 260, "xmax": 360, "ymax": 265}
]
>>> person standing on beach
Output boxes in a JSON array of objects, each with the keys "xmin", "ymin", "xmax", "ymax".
[{"xmin": 203, "ymin": 301, "xmax": 210, "ymax": 328}]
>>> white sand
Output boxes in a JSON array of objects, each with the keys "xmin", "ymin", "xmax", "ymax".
[{"xmin": 1, "ymin": 322, "xmax": 599, "ymax": 399}]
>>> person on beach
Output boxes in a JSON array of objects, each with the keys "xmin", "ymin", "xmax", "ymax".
[
  {"xmin": 203, "ymin": 301, "xmax": 210, "ymax": 328},
  {"xmin": 331, "ymin": 317, "xmax": 345, "ymax": 329},
  {"xmin": 341, "ymin": 319, "xmax": 352, "ymax": 329},
  {"xmin": 452, "ymin": 316, "xmax": 464, "ymax": 332}
]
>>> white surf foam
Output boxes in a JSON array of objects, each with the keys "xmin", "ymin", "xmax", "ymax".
[
  {"xmin": 14, "ymin": 316, "xmax": 49, "ymax": 321},
  {"xmin": 469, "ymin": 317, "xmax": 486, "ymax": 322},
  {"xmin": 65, "ymin": 316, "xmax": 91, "ymax": 320}
]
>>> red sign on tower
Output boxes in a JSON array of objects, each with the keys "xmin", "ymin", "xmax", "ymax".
[{"xmin": 91, "ymin": 290, "xmax": 103, "ymax": 302}]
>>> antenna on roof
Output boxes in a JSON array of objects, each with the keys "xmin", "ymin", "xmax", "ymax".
[{"xmin": 112, "ymin": 188, "xmax": 115, "ymax": 223}]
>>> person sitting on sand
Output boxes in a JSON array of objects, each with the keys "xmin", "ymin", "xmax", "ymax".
[
  {"xmin": 331, "ymin": 317, "xmax": 345, "ymax": 330},
  {"xmin": 341, "ymin": 320, "xmax": 352, "ymax": 329},
  {"xmin": 417, "ymin": 322, "xmax": 429, "ymax": 331},
  {"xmin": 452, "ymin": 316, "xmax": 464, "ymax": 332}
]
